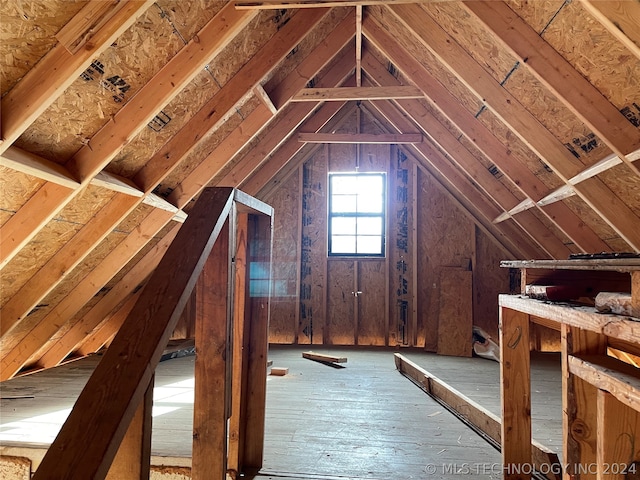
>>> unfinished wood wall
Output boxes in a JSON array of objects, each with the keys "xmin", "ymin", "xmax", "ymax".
[{"xmin": 262, "ymin": 108, "xmax": 510, "ymax": 352}]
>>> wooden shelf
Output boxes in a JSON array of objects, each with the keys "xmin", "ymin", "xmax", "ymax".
[
  {"xmin": 499, "ymin": 259, "xmax": 640, "ymax": 479},
  {"xmin": 499, "ymin": 295, "xmax": 640, "ymax": 344},
  {"xmin": 568, "ymin": 354, "xmax": 640, "ymax": 412}
]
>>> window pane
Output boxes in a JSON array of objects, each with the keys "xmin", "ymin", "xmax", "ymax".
[
  {"xmin": 331, "ymin": 235, "xmax": 356, "ymax": 253},
  {"xmin": 332, "ymin": 217, "xmax": 356, "ymax": 235},
  {"xmin": 357, "ymin": 235, "xmax": 382, "ymax": 254},
  {"xmin": 331, "ymin": 194, "xmax": 356, "ymax": 213},
  {"xmin": 331, "ymin": 175, "xmax": 354, "ymax": 194},
  {"xmin": 357, "ymin": 192, "xmax": 383, "ymax": 213},
  {"xmin": 357, "ymin": 217, "xmax": 382, "ymax": 235},
  {"xmin": 357, "ymin": 175, "xmax": 383, "ymax": 196}
]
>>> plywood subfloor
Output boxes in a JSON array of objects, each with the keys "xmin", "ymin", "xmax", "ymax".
[{"xmin": 0, "ymin": 347, "xmax": 563, "ymax": 478}]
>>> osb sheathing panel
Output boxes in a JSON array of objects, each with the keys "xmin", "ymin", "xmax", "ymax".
[
  {"xmin": 562, "ymin": 195, "xmax": 630, "ymax": 252},
  {"xmin": 0, "ymin": 454, "xmax": 30, "ymax": 480},
  {"xmin": 502, "ymin": 65, "xmax": 611, "ymax": 168},
  {"xmin": 14, "ymin": 6, "xmax": 186, "ymax": 163},
  {"xmin": 107, "ymin": 70, "xmax": 222, "ymax": 178},
  {"xmin": 357, "ymin": 260, "xmax": 386, "ymax": 346},
  {"xmin": 299, "ymin": 146, "xmax": 328, "ymax": 344},
  {"xmin": 422, "ymin": 2, "xmax": 517, "ymax": 84},
  {"xmin": 0, "ymin": 0, "xmax": 86, "ymax": 95},
  {"xmin": 0, "ymin": 185, "xmax": 115, "ymax": 306},
  {"xmin": 416, "ymin": 167, "xmax": 474, "ymax": 352},
  {"xmin": 542, "ymin": 0, "xmax": 640, "ymax": 111},
  {"xmin": 265, "ymin": 171, "xmax": 299, "ymax": 345},
  {"xmin": 156, "ymin": 0, "xmax": 225, "ymax": 42},
  {"xmin": 262, "ymin": 7, "xmax": 350, "ymax": 91},
  {"xmin": 473, "ymin": 226, "xmax": 510, "ymax": 340},
  {"xmin": 597, "ymin": 164, "xmax": 640, "ymax": 217},
  {"xmin": 507, "ymin": 0, "xmax": 565, "ymax": 33},
  {"xmin": 0, "ymin": 167, "xmax": 46, "ymax": 227}
]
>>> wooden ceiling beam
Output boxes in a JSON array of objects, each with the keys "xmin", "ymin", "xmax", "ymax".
[
  {"xmin": 0, "ymin": 0, "xmax": 154, "ymax": 155},
  {"xmin": 292, "ymin": 85, "xmax": 423, "ymax": 101},
  {"xmin": 362, "ymin": 17, "xmax": 610, "ymax": 253},
  {"xmin": 297, "ymin": 132, "xmax": 422, "ymax": 143},
  {"xmin": 0, "ymin": 3, "xmax": 256, "ymax": 271},
  {"xmin": 363, "ymin": 58, "xmax": 571, "ymax": 259},
  {"xmin": 463, "ymin": 1, "xmax": 640, "ymax": 175},
  {"xmin": 580, "ymin": 0, "xmax": 640, "ymax": 61},
  {"xmin": 250, "ymin": 104, "xmax": 356, "ymax": 199},
  {"xmin": 388, "ymin": 3, "xmax": 640, "ymax": 252},
  {"xmin": 0, "ymin": 146, "xmax": 80, "ymax": 189}
]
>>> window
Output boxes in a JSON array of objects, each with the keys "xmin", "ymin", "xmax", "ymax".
[{"xmin": 328, "ymin": 172, "xmax": 386, "ymax": 256}]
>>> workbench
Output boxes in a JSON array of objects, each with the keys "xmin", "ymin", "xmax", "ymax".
[{"xmin": 499, "ymin": 259, "xmax": 640, "ymax": 480}]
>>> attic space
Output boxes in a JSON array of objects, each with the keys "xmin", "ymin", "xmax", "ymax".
[{"xmin": 1, "ymin": 0, "xmax": 639, "ymax": 479}]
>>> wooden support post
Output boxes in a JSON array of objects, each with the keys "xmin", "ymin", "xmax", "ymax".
[
  {"xmin": 228, "ymin": 211, "xmax": 250, "ymax": 475},
  {"xmin": 632, "ymin": 271, "xmax": 640, "ymax": 318},
  {"xmin": 500, "ymin": 307, "xmax": 531, "ymax": 480},
  {"xmin": 106, "ymin": 376, "xmax": 153, "ymax": 480},
  {"xmin": 240, "ymin": 213, "xmax": 272, "ymax": 473},
  {"xmin": 597, "ymin": 390, "xmax": 640, "ymax": 479},
  {"xmin": 192, "ymin": 219, "xmax": 232, "ymax": 480},
  {"xmin": 31, "ymin": 188, "xmax": 235, "ymax": 480},
  {"xmin": 562, "ymin": 325, "xmax": 606, "ymax": 479}
]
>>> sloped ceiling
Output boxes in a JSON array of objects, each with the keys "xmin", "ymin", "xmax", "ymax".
[{"xmin": 1, "ymin": 0, "xmax": 639, "ymax": 380}]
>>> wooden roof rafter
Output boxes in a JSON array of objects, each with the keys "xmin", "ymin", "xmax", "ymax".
[
  {"xmin": 463, "ymin": 0, "xmax": 640, "ymax": 177},
  {"xmin": 579, "ymin": 0, "xmax": 640, "ymax": 62},
  {"xmin": 0, "ymin": 0, "xmax": 155, "ymax": 155},
  {"xmin": 365, "ymin": 97, "xmax": 544, "ymax": 260},
  {"xmin": 0, "ymin": 12, "xmax": 355, "ymax": 378},
  {"xmin": 0, "ymin": 2, "xmax": 257, "ymax": 270},
  {"xmin": 362, "ymin": 16, "xmax": 610, "ymax": 253},
  {"xmin": 362, "ymin": 51, "xmax": 572, "ymax": 259},
  {"xmin": 387, "ymin": 3, "xmax": 640, "ymax": 252}
]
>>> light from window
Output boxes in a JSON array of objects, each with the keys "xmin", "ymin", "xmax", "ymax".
[{"xmin": 328, "ymin": 173, "xmax": 386, "ymax": 256}]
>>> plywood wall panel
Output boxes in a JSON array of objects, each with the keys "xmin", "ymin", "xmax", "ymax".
[
  {"xmin": 473, "ymin": 226, "xmax": 510, "ymax": 340},
  {"xmin": 265, "ymin": 170, "xmax": 299, "ymax": 344},
  {"xmin": 300, "ymin": 148, "xmax": 329, "ymax": 345},
  {"xmin": 327, "ymin": 260, "xmax": 355, "ymax": 345},
  {"xmin": 357, "ymin": 260, "xmax": 386, "ymax": 346},
  {"xmin": 415, "ymin": 167, "xmax": 474, "ymax": 351},
  {"xmin": 437, "ymin": 269, "xmax": 473, "ymax": 357}
]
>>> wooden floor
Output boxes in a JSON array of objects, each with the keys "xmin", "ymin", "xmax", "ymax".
[{"xmin": 0, "ymin": 346, "xmax": 563, "ymax": 479}]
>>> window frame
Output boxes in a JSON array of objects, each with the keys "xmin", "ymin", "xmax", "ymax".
[{"xmin": 327, "ymin": 172, "xmax": 387, "ymax": 258}]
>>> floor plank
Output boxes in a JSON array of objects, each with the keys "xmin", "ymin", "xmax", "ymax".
[{"xmin": 0, "ymin": 346, "xmax": 563, "ymax": 478}]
